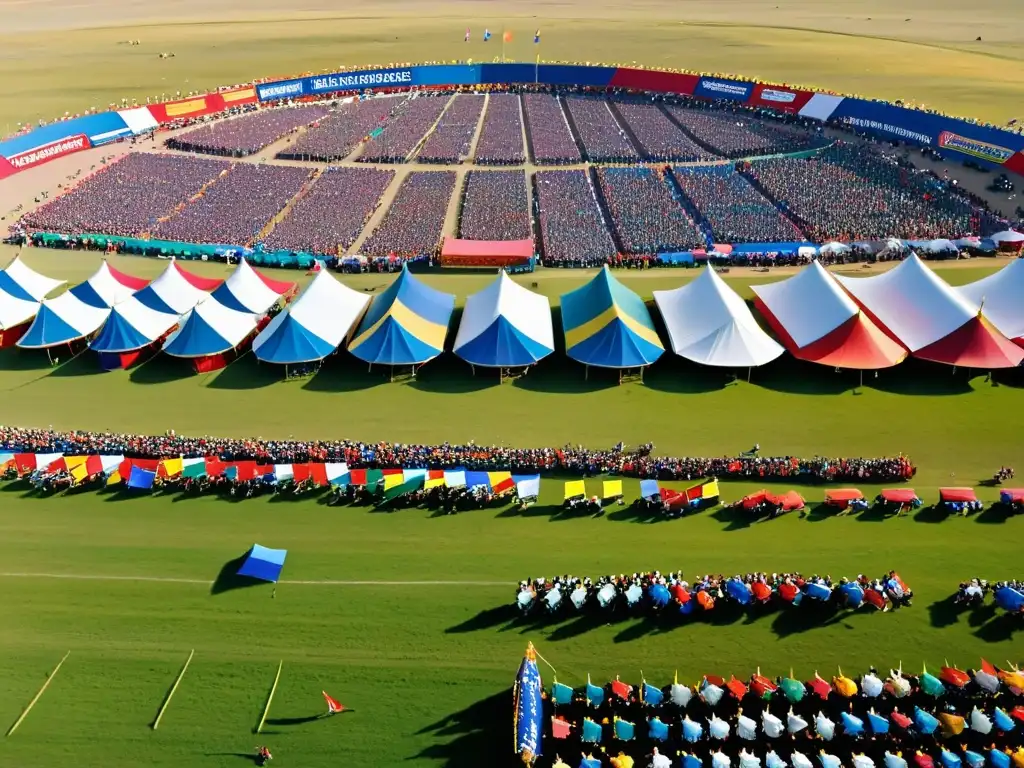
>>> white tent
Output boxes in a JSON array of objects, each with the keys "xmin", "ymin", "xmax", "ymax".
[
  {"xmin": 957, "ymin": 258, "xmax": 1024, "ymax": 343},
  {"xmin": 129, "ymin": 260, "xmax": 215, "ymax": 316},
  {"xmin": 211, "ymin": 259, "xmax": 294, "ymax": 314},
  {"xmin": 990, "ymin": 230, "xmax": 1024, "ymax": 246},
  {"xmin": 653, "ymin": 266, "xmax": 784, "ymax": 367},
  {"xmin": 253, "ymin": 270, "xmax": 370, "ymax": 364},
  {"xmin": 752, "ymin": 261, "xmax": 855, "ymax": 349},
  {"xmin": 163, "ymin": 296, "xmax": 258, "ymax": 358},
  {"xmin": 453, "ymin": 271, "xmax": 554, "ymax": 367},
  {"xmin": 833, "ymin": 254, "xmax": 977, "ymax": 351},
  {"xmin": 0, "ymin": 256, "xmax": 65, "ymax": 330},
  {"xmin": 819, "ymin": 242, "xmax": 851, "ymax": 256}
]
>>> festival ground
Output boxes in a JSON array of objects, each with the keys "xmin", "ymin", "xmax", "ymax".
[{"xmin": 0, "ymin": 481, "xmax": 1021, "ymax": 768}]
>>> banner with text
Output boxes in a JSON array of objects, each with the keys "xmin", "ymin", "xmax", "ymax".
[
  {"xmin": 746, "ymin": 83, "xmax": 813, "ymax": 113},
  {"xmin": 693, "ymin": 77, "xmax": 754, "ymax": 102}
]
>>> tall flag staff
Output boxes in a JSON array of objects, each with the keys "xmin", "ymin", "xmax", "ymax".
[
  {"xmin": 502, "ymin": 29, "xmax": 513, "ymax": 62},
  {"xmin": 534, "ymin": 29, "xmax": 541, "ymax": 84}
]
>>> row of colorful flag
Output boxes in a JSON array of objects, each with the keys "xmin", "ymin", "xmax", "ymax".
[
  {"xmin": 0, "ymin": 451, "xmax": 540, "ymax": 496},
  {"xmin": 469, "ymin": 28, "xmax": 542, "ymax": 43}
]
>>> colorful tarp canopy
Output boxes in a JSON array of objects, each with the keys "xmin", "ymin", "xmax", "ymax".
[
  {"xmin": 881, "ymin": 488, "xmax": 919, "ymax": 504},
  {"xmin": 752, "ymin": 261, "xmax": 907, "ymax": 369},
  {"xmin": 163, "ymin": 296, "xmax": 257, "ymax": 357},
  {"xmin": 654, "ymin": 267, "xmax": 782, "ymax": 368},
  {"xmin": 254, "ymin": 270, "xmax": 370, "ymax": 364},
  {"xmin": 92, "ymin": 260, "xmax": 221, "ymax": 353},
  {"xmin": 453, "ymin": 271, "xmax": 553, "ymax": 367},
  {"xmin": 237, "ymin": 543, "xmax": 287, "ymax": 582},
  {"xmin": 956, "ymin": 258, "xmax": 1024, "ymax": 346},
  {"xmin": 939, "ymin": 487, "xmax": 977, "ymax": 503},
  {"xmin": 561, "ymin": 266, "xmax": 663, "ymax": 369},
  {"xmin": 19, "ymin": 260, "xmax": 148, "ymax": 348},
  {"xmin": 0, "ymin": 256, "xmax": 65, "ymax": 330},
  {"xmin": 348, "ymin": 266, "xmax": 454, "ymax": 366},
  {"xmin": 211, "ymin": 259, "xmax": 295, "ymax": 314},
  {"xmin": 835, "ymin": 255, "xmax": 1023, "ymax": 368}
]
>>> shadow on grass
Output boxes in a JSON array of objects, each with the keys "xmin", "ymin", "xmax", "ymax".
[
  {"xmin": 755, "ymin": 360, "xmax": 859, "ymax": 396},
  {"xmin": 210, "ymin": 554, "xmax": 269, "ymax": 595},
  {"xmin": 927, "ymin": 594, "xmax": 964, "ymax": 628},
  {"xmin": 265, "ymin": 713, "xmax": 340, "ymax": 727},
  {"xmin": 975, "ymin": 504, "xmax": 1013, "ymax": 524},
  {"xmin": 870, "ymin": 360, "xmax": 976, "ymax": 396},
  {"xmin": 204, "ymin": 754, "xmax": 261, "ymax": 765},
  {"xmin": 207, "ymin": 355, "xmax": 283, "ymax": 390},
  {"xmin": 129, "ymin": 355, "xmax": 197, "ymax": 384},
  {"xmin": 913, "ymin": 504, "xmax": 949, "ymax": 524},
  {"xmin": 855, "ymin": 504, "xmax": 892, "ymax": 523},
  {"xmin": 974, "ymin": 614, "xmax": 1023, "ymax": 642},
  {"xmin": 770, "ymin": 602, "xmax": 849, "ymax": 638},
  {"xmin": 411, "ymin": 690, "xmax": 516, "ymax": 768},
  {"xmin": 711, "ymin": 504, "xmax": 753, "ymax": 531},
  {"xmin": 803, "ymin": 503, "xmax": 835, "ymax": 523},
  {"xmin": 446, "ymin": 605, "xmax": 520, "ymax": 634},
  {"xmin": 46, "ymin": 353, "xmax": 101, "ymax": 378},
  {"xmin": 0, "ymin": 348, "xmax": 54, "ymax": 372}
]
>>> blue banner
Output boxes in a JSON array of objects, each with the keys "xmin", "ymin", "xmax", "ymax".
[
  {"xmin": 256, "ymin": 79, "xmax": 305, "ymax": 101},
  {"xmin": 694, "ymin": 77, "xmax": 754, "ymax": 101},
  {"xmin": 513, "ymin": 648, "xmax": 543, "ymax": 762},
  {"xmin": 305, "ymin": 68, "xmax": 416, "ymax": 95}
]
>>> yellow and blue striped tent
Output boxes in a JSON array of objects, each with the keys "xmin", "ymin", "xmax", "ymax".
[
  {"xmin": 560, "ymin": 266, "xmax": 664, "ymax": 368},
  {"xmin": 348, "ymin": 266, "xmax": 455, "ymax": 366}
]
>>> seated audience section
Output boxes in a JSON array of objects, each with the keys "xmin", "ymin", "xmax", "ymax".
[
  {"xmin": 166, "ymin": 105, "xmax": 330, "ymax": 156},
  {"xmin": 276, "ymin": 99, "xmax": 398, "ymax": 161},
  {"xmin": 612, "ymin": 100, "xmax": 716, "ymax": 162},
  {"xmin": 361, "ymin": 171, "xmax": 457, "ymax": 257},
  {"xmin": 563, "ymin": 96, "xmax": 639, "ymax": 163},
  {"xmin": 666, "ymin": 106, "xmax": 825, "ymax": 158},
  {"xmin": 263, "ymin": 167, "xmax": 395, "ymax": 255},
  {"xmin": 474, "ymin": 93, "xmax": 525, "ymax": 165},
  {"xmin": 22, "ymin": 153, "xmax": 228, "ymax": 237},
  {"xmin": 357, "ymin": 95, "xmax": 451, "ymax": 163},
  {"xmin": 155, "ymin": 164, "xmax": 311, "ymax": 245},
  {"xmin": 534, "ymin": 170, "xmax": 616, "ymax": 266},
  {"xmin": 596, "ymin": 167, "xmax": 704, "ymax": 254},
  {"xmin": 523, "ymin": 94, "xmax": 581, "ymax": 164},
  {"xmin": 415, "ymin": 94, "xmax": 485, "ymax": 164},
  {"xmin": 458, "ymin": 170, "xmax": 531, "ymax": 241}
]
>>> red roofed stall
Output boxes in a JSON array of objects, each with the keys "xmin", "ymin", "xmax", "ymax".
[{"xmin": 440, "ymin": 236, "xmax": 534, "ymax": 268}]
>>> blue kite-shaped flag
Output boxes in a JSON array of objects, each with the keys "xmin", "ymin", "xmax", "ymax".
[{"xmin": 237, "ymin": 544, "xmax": 288, "ymax": 583}]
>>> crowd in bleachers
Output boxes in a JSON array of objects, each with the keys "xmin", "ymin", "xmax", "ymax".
[
  {"xmin": 21, "ymin": 153, "xmax": 228, "ymax": 237},
  {"xmin": 523, "ymin": 94, "xmax": 582, "ymax": 164},
  {"xmin": 534, "ymin": 170, "xmax": 617, "ymax": 266},
  {"xmin": 166, "ymin": 105, "xmax": 330, "ymax": 157},
  {"xmin": 155, "ymin": 163, "xmax": 311, "ymax": 245},
  {"xmin": 744, "ymin": 144, "xmax": 997, "ymax": 242},
  {"xmin": 596, "ymin": 167, "xmax": 705, "ymax": 253},
  {"xmin": 613, "ymin": 100, "xmax": 716, "ymax": 162},
  {"xmin": 262, "ymin": 167, "xmax": 394, "ymax": 255},
  {"xmin": 672, "ymin": 167, "xmax": 805, "ymax": 243},
  {"xmin": 474, "ymin": 93, "xmax": 526, "ymax": 165},
  {"xmin": 563, "ymin": 95, "xmax": 640, "ymax": 163},
  {"xmin": 416, "ymin": 94, "xmax": 485, "ymax": 164},
  {"xmin": 667, "ymin": 106, "xmax": 825, "ymax": 159},
  {"xmin": 361, "ymin": 171, "xmax": 456, "ymax": 257},
  {"xmin": 276, "ymin": 98, "xmax": 397, "ymax": 162},
  {"xmin": 357, "ymin": 95, "xmax": 451, "ymax": 163},
  {"xmin": 0, "ymin": 426, "xmax": 916, "ymax": 482},
  {"xmin": 458, "ymin": 170, "xmax": 531, "ymax": 241}
]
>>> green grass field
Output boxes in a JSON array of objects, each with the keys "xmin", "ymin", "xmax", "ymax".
[{"xmin": 2, "ymin": 1, "xmax": 1024, "ymax": 763}]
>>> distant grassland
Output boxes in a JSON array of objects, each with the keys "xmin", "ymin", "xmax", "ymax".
[{"xmin": 1, "ymin": 0, "xmax": 1023, "ymax": 131}]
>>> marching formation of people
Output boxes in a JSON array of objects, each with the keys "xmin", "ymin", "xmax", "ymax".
[
  {"xmin": 357, "ymin": 94, "xmax": 449, "ymax": 163},
  {"xmin": 541, "ymin": 659, "xmax": 1024, "ymax": 768},
  {"xmin": 565, "ymin": 95, "xmax": 640, "ymax": 163},
  {"xmin": 524, "ymin": 93, "xmax": 582, "ymax": 164},
  {"xmin": 596, "ymin": 167, "xmax": 705, "ymax": 254},
  {"xmin": 361, "ymin": 171, "xmax": 456, "ymax": 258},
  {"xmin": 277, "ymin": 99, "xmax": 395, "ymax": 162},
  {"xmin": 416, "ymin": 94, "xmax": 484, "ymax": 164},
  {"xmin": 166, "ymin": 104, "xmax": 329, "ymax": 157},
  {"xmin": 474, "ymin": 93, "xmax": 527, "ymax": 165},
  {"xmin": 954, "ymin": 579, "xmax": 1024, "ymax": 616},
  {"xmin": 458, "ymin": 170, "xmax": 532, "ymax": 241},
  {"xmin": 516, "ymin": 570, "xmax": 912, "ymax": 617},
  {"xmin": 0, "ymin": 427, "xmax": 917, "ymax": 483}
]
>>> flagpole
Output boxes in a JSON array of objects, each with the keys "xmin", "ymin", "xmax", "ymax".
[{"xmin": 502, "ymin": 28, "xmax": 506, "ymax": 63}]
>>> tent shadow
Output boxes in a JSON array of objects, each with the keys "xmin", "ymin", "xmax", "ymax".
[
  {"xmin": 410, "ymin": 690, "xmax": 515, "ymax": 768},
  {"xmin": 605, "ymin": 503, "xmax": 664, "ymax": 523},
  {"xmin": 803, "ymin": 503, "xmax": 835, "ymax": 523},
  {"xmin": 870, "ymin": 360, "xmax": 976, "ymax": 396},
  {"xmin": 300, "ymin": 353, "xmax": 393, "ymax": 393},
  {"xmin": 407, "ymin": 355, "xmax": 497, "ymax": 395},
  {"xmin": 642, "ymin": 355, "xmax": 735, "ymax": 394},
  {"xmin": 926, "ymin": 594, "xmax": 964, "ymax": 628},
  {"xmin": 210, "ymin": 554, "xmax": 268, "ymax": 595},
  {"xmin": 46, "ymin": 353, "xmax": 101, "ymax": 377},
  {"xmin": 913, "ymin": 504, "xmax": 949, "ymax": 524},
  {"xmin": 854, "ymin": 504, "xmax": 891, "ymax": 523},
  {"xmin": 0, "ymin": 348, "xmax": 54, "ymax": 372},
  {"xmin": 711, "ymin": 504, "xmax": 753, "ymax": 531},
  {"xmin": 975, "ymin": 504, "xmax": 1013, "ymax": 524},
  {"xmin": 129, "ymin": 355, "xmax": 196, "ymax": 384},
  {"xmin": 446, "ymin": 604, "xmax": 520, "ymax": 634},
  {"xmin": 750, "ymin": 359, "xmax": 858, "ymax": 396},
  {"xmin": 974, "ymin": 614, "xmax": 1022, "ymax": 642},
  {"xmin": 207, "ymin": 355, "xmax": 283, "ymax": 390}
]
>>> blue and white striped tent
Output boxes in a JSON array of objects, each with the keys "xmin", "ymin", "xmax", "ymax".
[
  {"xmin": 0, "ymin": 256, "xmax": 64, "ymax": 333},
  {"xmin": 163, "ymin": 296, "xmax": 257, "ymax": 358},
  {"xmin": 454, "ymin": 271, "xmax": 553, "ymax": 368}
]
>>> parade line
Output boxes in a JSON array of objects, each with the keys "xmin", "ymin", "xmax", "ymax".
[{"xmin": 0, "ymin": 572, "xmax": 511, "ymax": 587}]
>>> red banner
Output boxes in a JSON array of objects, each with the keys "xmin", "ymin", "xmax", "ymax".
[
  {"xmin": 746, "ymin": 84, "xmax": 813, "ymax": 113},
  {"xmin": 7, "ymin": 133, "xmax": 90, "ymax": 170},
  {"xmin": 608, "ymin": 68, "xmax": 699, "ymax": 95},
  {"xmin": 0, "ymin": 155, "xmax": 14, "ymax": 180},
  {"xmin": 147, "ymin": 94, "xmax": 228, "ymax": 124}
]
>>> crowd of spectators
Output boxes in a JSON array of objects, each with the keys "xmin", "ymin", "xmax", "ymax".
[
  {"xmin": 361, "ymin": 171, "xmax": 456, "ymax": 257},
  {"xmin": 596, "ymin": 167, "xmax": 705, "ymax": 254},
  {"xmin": 166, "ymin": 105, "xmax": 330, "ymax": 157},
  {"xmin": 357, "ymin": 94, "xmax": 451, "ymax": 163},
  {"xmin": 262, "ymin": 167, "xmax": 394, "ymax": 255},
  {"xmin": 563, "ymin": 95, "xmax": 640, "ymax": 163},
  {"xmin": 415, "ymin": 94, "xmax": 485, "ymax": 164},
  {"xmin": 534, "ymin": 170, "xmax": 617, "ymax": 266},
  {"xmin": 21, "ymin": 153, "xmax": 228, "ymax": 237},
  {"xmin": 275, "ymin": 98, "xmax": 397, "ymax": 162},
  {"xmin": 473, "ymin": 93, "xmax": 526, "ymax": 165},
  {"xmin": 612, "ymin": 100, "xmax": 716, "ymax": 162},
  {"xmin": 154, "ymin": 163, "xmax": 311, "ymax": 245},
  {"xmin": 458, "ymin": 170, "xmax": 531, "ymax": 241},
  {"xmin": 0, "ymin": 426, "xmax": 917, "ymax": 483},
  {"xmin": 666, "ymin": 106, "xmax": 826, "ymax": 159},
  {"xmin": 523, "ymin": 94, "xmax": 581, "ymax": 164},
  {"xmin": 672, "ymin": 166, "xmax": 805, "ymax": 244},
  {"xmin": 744, "ymin": 144, "xmax": 996, "ymax": 242}
]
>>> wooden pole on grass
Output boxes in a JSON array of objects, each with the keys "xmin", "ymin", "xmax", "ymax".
[
  {"xmin": 6, "ymin": 651, "xmax": 71, "ymax": 737},
  {"xmin": 254, "ymin": 660, "xmax": 283, "ymax": 734},
  {"xmin": 152, "ymin": 649, "xmax": 194, "ymax": 729}
]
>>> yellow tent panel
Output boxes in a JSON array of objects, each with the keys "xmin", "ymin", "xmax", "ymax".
[
  {"xmin": 487, "ymin": 471, "xmax": 512, "ymax": 486},
  {"xmin": 383, "ymin": 473, "xmax": 404, "ymax": 490},
  {"xmin": 602, "ymin": 479, "xmax": 623, "ymax": 499},
  {"xmin": 161, "ymin": 457, "xmax": 184, "ymax": 477},
  {"xmin": 65, "ymin": 455, "xmax": 89, "ymax": 471},
  {"xmin": 564, "ymin": 480, "xmax": 586, "ymax": 499},
  {"xmin": 702, "ymin": 479, "xmax": 720, "ymax": 498},
  {"xmin": 423, "ymin": 477, "xmax": 445, "ymax": 490},
  {"xmin": 106, "ymin": 471, "xmax": 121, "ymax": 486},
  {"xmin": 70, "ymin": 464, "xmax": 89, "ymax": 484}
]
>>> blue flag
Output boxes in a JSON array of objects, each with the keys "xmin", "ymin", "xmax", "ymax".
[
  {"xmin": 534, "ymin": 29, "xmax": 541, "ymax": 43},
  {"xmin": 483, "ymin": 28, "xmax": 491, "ymax": 41}
]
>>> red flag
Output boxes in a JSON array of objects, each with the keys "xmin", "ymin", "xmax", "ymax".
[
  {"xmin": 323, "ymin": 691, "xmax": 345, "ymax": 714},
  {"xmin": 503, "ymin": 30, "xmax": 513, "ymax": 42},
  {"xmin": 551, "ymin": 716, "xmax": 571, "ymax": 739}
]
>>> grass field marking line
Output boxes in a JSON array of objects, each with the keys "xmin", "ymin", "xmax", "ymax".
[
  {"xmin": 5, "ymin": 650, "xmax": 71, "ymax": 737},
  {"xmin": 0, "ymin": 572, "xmax": 511, "ymax": 587},
  {"xmin": 255, "ymin": 661, "xmax": 284, "ymax": 735},
  {"xmin": 151, "ymin": 649, "xmax": 195, "ymax": 730}
]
